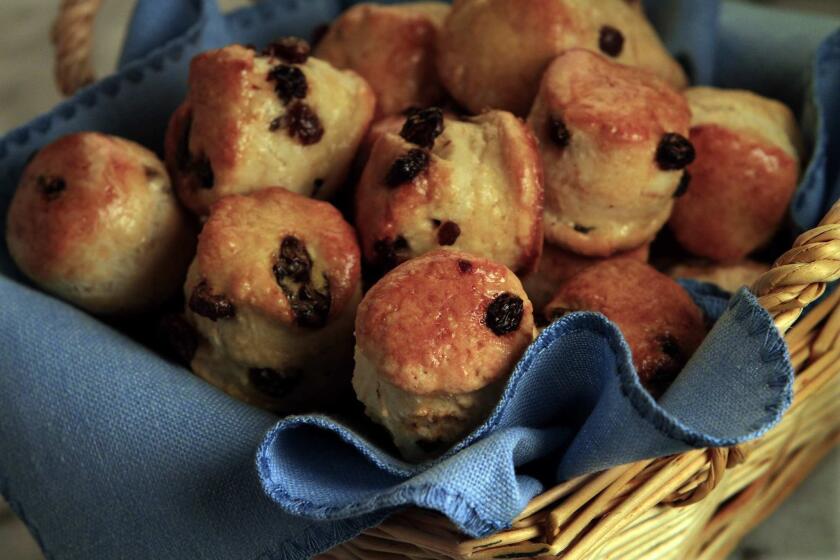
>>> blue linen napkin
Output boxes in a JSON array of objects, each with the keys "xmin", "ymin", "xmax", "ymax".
[{"xmin": 0, "ymin": 1, "xmax": 837, "ymax": 559}]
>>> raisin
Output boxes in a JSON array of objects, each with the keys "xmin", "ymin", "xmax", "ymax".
[
  {"xmin": 290, "ymin": 281, "xmax": 331, "ymax": 328},
  {"xmin": 144, "ymin": 165, "xmax": 162, "ymax": 180},
  {"xmin": 437, "ymin": 221, "xmax": 461, "ymax": 246},
  {"xmin": 548, "ymin": 117, "xmax": 571, "ymax": 148},
  {"xmin": 385, "ymin": 149, "xmax": 429, "ymax": 188},
  {"xmin": 659, "ymin": 334, "xmax": 682, "ymax": 359},
  {"xmin": 656, "ymin": 133, "xmax": 695, "ymax": 170},
  {"xmin": 249, "ymin": 367, "xmax": 303, "ymax": 398},
  {"xmin": 457, "ymin": 259, "xmax": 473, "ymax": 274},
  {"xmin": 599, "ymin": 26, "xmax": 624, "ymax": 57},
  {"xmin": 573, "ymin": 224, "xmax": 594, "ymax": 234},
  {"xmin": 312, "ymin": 178, "xmax": 325, "ymax": 196},
  {"xmin": 189, "ymin": 280, "xmax": 236, "ymax": 321},
  {"xmin": 157, "ymin": 314, "xmax": 198, "ymax": 365},
  {"xmin": 36, "ymin": 175, "xmax": 66, "ymax": 200},
  {"xmin": 274, "ymin": 236, "xmax": 312, "ymax": 283},
  {"xmin": 400, "ymin": 107, "xmax": 444, "ymax": 149},
  {"xmin": 176, "ymin": 112, "xmax": 193, "ymax": 171},
  {"xmin": 674, "ymin": 171, "xmax": 691, "ymax": 198},
  {"xmin": 373, "ymin": 236, "xmax": 409, "ymax": 271},
  {"xmin": 485, "ymin": 293, "xmax": 524, "ymax": 336},
  {"xmin": 267, "ymin": 64, "xmax": 308, "ymax": 104},
  {"xmin": 285, "ymin": 102, "xmax": 324, "ymax": 145},
  {"xmin": 269, "ymin": 116, "xmax": 283, "ymax": 131},
  {"xmin": 262, "ymin": 37, "xmax": 310, "ymax": 64},
  {"xmin": 193, "ymin": 157, "xmax": 214, "ymax": 189}
]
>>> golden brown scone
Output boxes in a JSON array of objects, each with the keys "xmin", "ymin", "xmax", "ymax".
[
  {"xmin": 315, "ymin": 2, "xmax": 449, "ymax": 118},
  {"xmin": 669, "ymin": 259, "xmax": 769, "ymax": 294},
  {"xmin": 528, "ymin": 49, "xmax": 692, "ymax": 257},
  {"xmin": 5, "ymin": 132, "xmax": 195, "ymax": 315},
  {"xmin": 524, "ymin": 243, "xmax": 649, "ymax": 312},
  {"xmin": 183, "ymin": 188, "xmax": 361, "ymax": 412},
  {"xmin": 545, "ymin": 259, "xmax": 706, "ymax": 395},
  {"xmin": 437, "ymin": 0, "xmax": 687, "ymax": 116},
  {"xmin": 354, "ymin": 249, "xmax": 535, "ymax": 460},
  {"xmin": 356, "ymin": 108, "xmax": 543, "ymax": 276},
  {"xmin": 669, "ymin": 87, "xmax": 802, "ymax": 262},
  {"xmin": 165, "ymin": 41, "xmax": 375, "ymax": 215}
]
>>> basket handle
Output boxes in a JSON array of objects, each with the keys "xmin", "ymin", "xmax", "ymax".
[
  {"xmin": 752, "ymin": 199, "xmax": 840, "ymax": 334},
  {"xmin": 52, "ymin": 0, "xmax": 103, "ymax": 96}
]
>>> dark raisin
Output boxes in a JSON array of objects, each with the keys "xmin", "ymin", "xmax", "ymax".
[
  {"xmin": 659, "ymin": 334, "xmax": 682, "ymax": 359},
  {"xmin": 310, "ymin": 24, "xmax": 330, "ymax": 48},
  {"xmin": 457, "ymin": 259, "xmax": 473, "ymax": 274},
  {"xmin": 290, "ymin": 281, "xmax": 331, "ymax": 328},
  {"xmin": 157, "ymin": 314, "xmax": 198, "ymax": 365},
  {"xmin": 176, "ymin": 112, "xmax": 193, "ymax": 171},
  {"xmin": 285, "ymin": 102, "xmax": 324, "ymax": 145},
  {"xmin": 36, "ymin": 175, "xmax": 66, "ymax": 200},
  {"xmin": 674, "ymin": 171, "xmax": 691, "ymax": 198},
  {"xmin": 573, "ymin": 224, "xmax": 594, "ymax": 234},
  {"xmin": 249, "ymin": 367, "xmax": 303, "ymax": 398},
  {"xmin": 267, "ymin": 64, "xmax": 308, "ymax": 104},
  {"xmin": 599, "ymin": 26, "xmax": 625, "ymax": 57},
  {"xmin": 431, "ymin": 218, "xmax": 442, "ymax": 227},
  {"xmin": 193, "ymin": 157, "xmax": 214, "ymax": 189},
  {"xmin": 415, "ymin": 439, "xmax": 447, "ymax": 454},
  {"xmin": 656, "ymin": 133, "xmax": 695, "ymax": 170},
  {"xmin": 437, "ymin": 221, "xmax": 461, "ymax": 246},
  {"xmin": 262, "ymin": 37, "xmax": 310, "ymax": 64},
  {"xmin": 144, "ymin": 165, "xmax": 162, "ymax": 180},
  {"xmin": 400, "ymin": 107, "xmax": 444, "ymax": 149},
  {"xmin": 189, "ymin": 280, "xmax": 236, "ymax": 321},
  {"xmin": 385, "ymin": 149, "xmax": 429, "ymax": 188},
  {"xmin": 312, "ymin": 178, "xmax": 325, "ymax": 196},
  {"xmin": 485, "ymin": 293, "xmax": 524, "ymax": 336},
  {"xmin": 373, "ymin": 235, "xmax": 409, "ymax": 272},
  {"xmin": 269, "ymin": 116, "xmax": 283, "ymax": 131},
  {"xmin": 548, "ymin": 117, "xmax": 571, "ymax": 148},
  {"xmin": 273, "ymin": 236, "xmax": 312, "ymax": 283}
]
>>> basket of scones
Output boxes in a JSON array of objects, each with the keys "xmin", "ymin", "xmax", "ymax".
[{"xmin": 0, "ymin": 1, "xmax": 838, "ymax": 559}]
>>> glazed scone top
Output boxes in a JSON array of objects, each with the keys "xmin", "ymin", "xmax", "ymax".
[
  {"xmin": 172, "ymin": 43, "xmax": 375, "ymax": 214},
  {"xmin": 194, "ymin": 188, "xmax": 360, "ymax": 326},
  {"xmin": 315, "ymin": 2, "xmax": 450, "ymax": 117},
  {"xmin": 685, "ymin": 87, "xmax": 802, "ymax": 159},
  {"xmin": 7, "ymin": 132, "xmax": 173, "ymax": 284},
  {"xmin": 356, "ymin": 249, "xmax": 535, "ymax": 395},
  {"xmin": 357, "ymin": 109, "xmax": 543, "ymax": 275}
]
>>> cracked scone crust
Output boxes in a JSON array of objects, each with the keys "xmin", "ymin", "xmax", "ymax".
[
  {"xmin": 184, "ymin": 188, "xmax": 361, "ymax": 412},
  {"xmin": 528, "ymin": 49, "xmax": 692, "ymax": 257},
  {"xmin": 437, "ymin": 0, "xmax": 686, "ymax": 116},
  {"xmin": 545, "ymin": 259, "xmax": 706, "ymax": 395},
  {"xmin": 165, "ymin": 43, "xmax": 375, "ymax": 215},
  {"xmin": 6, "ymin": 132, "xmax": 195, "ymax": 315},
  {"xmin": 315, "ymin": 2, "xmax": 450, "ymax": 118},
  {"xmin": 669, "ymin": 87, "xmax": 801, "ymax": 262},
  {"xmin": 356, "ymin": 109, "xmax": 543, "ymax": 276},
  {"xmin": 353, "ymin": 249, "xmax": 535, "ymax": 460}
]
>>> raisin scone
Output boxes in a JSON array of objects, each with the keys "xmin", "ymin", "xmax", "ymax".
[
  {"xmin": 315, "ymin": 2, "xmax": 450, "ymax": 118},
  {"xmin": 183, "ymin": 188, "xmax": 361, "ymax": 412},
  {"xmin": 165, "ymin": 40, "xmax": 375, "ymax": 215},
  {"xmin": 669, "ymin": 87, "xmax": 802, "ymax": 262},
  {"xmin": 437, "ymin": 0, "xmax": 687, "ymax": 116},
  {"xmin": 6, "ymin": 132, "xmax": 195, "ymax": 315},
  {"xmin": 545, "ymin": 259, "xmax": 706, "ymax": 396},
  {"xmin": 354, "ymin": 249, "xmax": 535, "ymax": 460},
  {"xmin": 528, "ymin": 49, "xmax": 692, "ymax": 257},
  {"xmin": 356, "ymin": 107, "xmax": 543, "ymax": 276},
  {"xmin": 669, "ymin": 260, "xmax": 769, "ymax": 294},
  {"xmin": 524, "ymin": 243, "xmax": 649, "ymax": 312}
]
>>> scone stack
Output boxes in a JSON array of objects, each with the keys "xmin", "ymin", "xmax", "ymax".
[{"xmin": 5, "ymin": 1, "xmax": 803, "ymax": 461}]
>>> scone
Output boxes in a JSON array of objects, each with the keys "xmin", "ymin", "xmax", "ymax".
[
  {"xmin": 165, "ymin": 40, "xmax": 375, "ymax": 215},
  {"xmin": 437, "ymin": 0, "xmax": 687, "ymax": 116},
  {"xmin": 545, "ymin": 259, "xmax": 706, "ymax": 395},
  {"xmin": 354, "ymin": 249, "xmax": 535, "ymax": 460},
  {"xmin": 315, "ymin": 2, "xmax": 450, "ymax": 118},
  {"xmin": 5, "ymin": 132, "xmax": 195, "ymax": 315},
  {"xmin": 183, "ymin": 188, "xmax": 361, "ymax": 412},
  {"xmin": 669, "ymin": 260, "xmax": 769, "ymax": 294},
  {"xmin": 528, "ymin": 49, "xmax": 692, "ymax": 256},
  {"xmin": 669, "ymin": 87, "xmax": 802, "ymax": 262},
  {"xmin": 356, "ymin": 107, "xmax": 543, "ymax": 276},
  {"xmin": 524, "ymin": 243, "xmax": 649, "ymax": 312}
]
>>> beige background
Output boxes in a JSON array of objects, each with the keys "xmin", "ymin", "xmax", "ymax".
[{"xmin": 0, "ymin": 1, "xmax": 838, "ymax": 559}]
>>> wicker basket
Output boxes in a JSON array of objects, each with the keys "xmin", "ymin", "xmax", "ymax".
[{"xmin": 52, "ymin": 1, "xmax": 840, "ymax": 558}]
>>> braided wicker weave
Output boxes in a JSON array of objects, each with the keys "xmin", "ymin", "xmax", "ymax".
[{"xmin": 52, "ymin": 2, "xmax": 840, "ymax": 559}]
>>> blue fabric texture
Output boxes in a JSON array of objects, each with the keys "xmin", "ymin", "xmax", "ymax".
[{"xmin": 0, "ymin": 1, "xmax": 836, "ymax": 559}]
